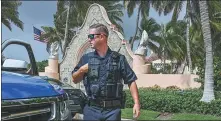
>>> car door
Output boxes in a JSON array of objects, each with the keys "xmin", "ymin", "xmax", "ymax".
[{"xmin": 1, "ymin": 40, "xmax": 38, "ymax": 75}]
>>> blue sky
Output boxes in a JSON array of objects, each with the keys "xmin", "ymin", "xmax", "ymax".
[{"xmin": 2, "ymin": 1, "xmax": 186, "ymax": 62}]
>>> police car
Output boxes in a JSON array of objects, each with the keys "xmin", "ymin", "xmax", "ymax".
[{"xmin": 1, "ymin": 39, "xmax": 85, "ymax": 120}]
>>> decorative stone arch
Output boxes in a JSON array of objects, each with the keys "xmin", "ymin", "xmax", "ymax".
[
  {"xmin": 76, "ymin": 41, "xmax": 90, "ymax": 64},
  {"xmin": 60, "ymin": 3, "xmax": 133, "ymax": 89}
]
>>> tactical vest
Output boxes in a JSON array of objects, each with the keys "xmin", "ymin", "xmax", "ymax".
[{"xmin": 83, "ymin": 51, "xmax": 124, "ymax": 100}]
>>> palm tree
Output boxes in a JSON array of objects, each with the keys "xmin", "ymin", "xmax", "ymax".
[
  {"xmin": 124, "ymin": 1, "xmax": 152, "ymax": 50},
  {"xmin": 199, "ymin": 1, "xmax": 215, "ymax": 102},
  {"xmin": 54, "ymin": 1, "xmax": 124, "ymax": 56},
  {"xmin": 154, "ymin": 0, "xmax": 200, "ymax": 73},
  {"xmin": 56, "ymin": 1, "xmax": 124, "ymax": 33},
  {"xmin": 92, "ymin": 1, "xmax": 124, "ymax": 34},
  {"xmin": 53, "ymin": 1, "xmax": 89, "ymax": 56},
  {"xmin": 155, "ymin": 21, "xmax": 186, "ymax": 73},
  {"xmin": 185, "ymin": 1, "xmax": 193, "ymax": 73},
  {"xmin": 154, "ymin": 0, "xmax": 221, "ymax": 74},
  {"xmin": 210, "ymin": 11, "xmax": 221, "ymax": 57},
  {"xmin": 189, "ymin": 9, "xmax": 221, "ymax": 69},
  {"xmin": 1, "ymin": 1, "xmax": 23, "ymax": 31},
  {"xmin": 40, "ymin": 26, "xmax": 63, "ymax": 55},
  {"xmin": 200, "ymin": 1, "xmax": 221, "ymax": 60},
  {"xmin": 189, "ymin": 26, "xmax": 204, "ymax": 69}
]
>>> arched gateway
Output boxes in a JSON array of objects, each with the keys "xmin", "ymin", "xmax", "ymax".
[{"xmin": 60, "ymin": 3, "xmax": 133, "ymax": 91}]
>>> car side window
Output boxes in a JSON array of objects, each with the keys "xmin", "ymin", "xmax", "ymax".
[{"xmin": 2, "ymin": 44, "xmax": 32, "ymax": 75}]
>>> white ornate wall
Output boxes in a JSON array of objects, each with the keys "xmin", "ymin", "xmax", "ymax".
[{"xmin": 60, "ymin": 3, "xmax": 133, "ymax": 90}]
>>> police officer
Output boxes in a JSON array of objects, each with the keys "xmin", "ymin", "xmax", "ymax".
[{"xmin": 72, "ymin": 23, "xmax": 140, "ymax": 120}]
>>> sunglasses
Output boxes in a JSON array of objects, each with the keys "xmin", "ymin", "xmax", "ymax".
[
  {"xmin": 88, "ymin": 33, "xmax": 107, "ymax": 39},
  {"xmin": 88, "ymin": 34, "xmax": 101, "ymax": 39}
]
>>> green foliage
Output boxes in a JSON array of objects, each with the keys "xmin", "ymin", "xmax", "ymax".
[
  {"xmin": 155, "ymin": 21, "xmax": 187, "ymax": 65},
  {"xmin": 124, "ymin": 1, "xmax": 153, "ymax": 49},
  {"xmin": 125, "ymin": 88, "xmax": 221, "ymax": 116},
  {"xmin": 196, "ymin": 56, "xmax": 221, "ymax": 91},
  {"xmin": 36, "ymin": 60, "xmax": 48, "ymax": 72},
  {"xmin": 1, "ymin": 1, "xmax": 23, "ymax": 31},
  {"xmin": 92, "ymin": 1, "xmax": 124, "ymax": 34},
  {"xmin": 150, "ymin": 64, "xmax": 158, "ymax": 74},
  {"xmin": 166, "ymin": 85, "xmax": 181, "ymax": 90},
  {"xmin": 53, "ymin": 1, "xmax": 125, "ymax": 56}
]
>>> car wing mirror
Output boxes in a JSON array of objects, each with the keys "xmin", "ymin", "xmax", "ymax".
[{"xmin": 3, "ymin": 59, "xmax": 28, "ymax": 69}]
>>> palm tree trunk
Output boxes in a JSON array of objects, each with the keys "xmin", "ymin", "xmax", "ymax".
[
  {"xmin": 199, "ymin": 1, "xmax": 215, "ymax": 102},
  {"xmin": 162, "ymin": 49, "xmax": 165, "ymax": 73},
  {"xmin": 163, "ymin": 57, "xmax": 166, "ymax": 73},
  {"xmin": 186, "ymin": 17, "xmax": 192, "ymax": 74},
  {"xmin": 186, "ymin": 1, "xmax": 192, "ymax": 74},
  {"xmin": 131, "ymin": 6, "xmax": 141, "ymax": 50},
  {"xmin": 173, "ymin": 61, "xmax": 181, "ymax": 74},
  {"xmin": 182, "ymin": 60, "xmax": 186, "ymax": 74},
  {"xmin": 63, "ymin": 2, "xmax": 70, "ymax": 58}
]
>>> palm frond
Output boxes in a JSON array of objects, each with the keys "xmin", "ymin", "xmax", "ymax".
[
  {"xmin": 152, "ymin": 1, "xmax": 164, "ymax": 16},
  {"xmin": 210, "ymin": 21, "xmax": 221, "ymax": 31},
  {"xmin": 2, "ymin": 17, "xmax": 12, "ymax": 31},
  {"xmin": 171, "ymin": 1, "xmax": 183, "ymax": 22},
  {"xmin": 140, "ymin": 1, "xmax": 150, "ymax": 19},
  {"xmin": 126, "ymin": 1, "xmax": 137, "ymax": 17},
  {"xmin": 1, "ymin": 1, "xmax": 23, "ymax": 30},
  {"xmin": 163, "ymin": 1, "xmax": 175, "ymax": 16}
]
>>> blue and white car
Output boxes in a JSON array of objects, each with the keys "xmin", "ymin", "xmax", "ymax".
[{"xmin": 1, "ymin": 40, "xmax": 72, "ymax": 121}]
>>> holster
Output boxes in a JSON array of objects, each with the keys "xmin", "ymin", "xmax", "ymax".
[{"xmin": 79, "ymin": 93, "xmax": 88, "ymax": 110}]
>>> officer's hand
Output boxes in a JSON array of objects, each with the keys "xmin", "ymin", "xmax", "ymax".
[
  {"xmin": 80, "ymin": 63, "xmax": 88, "ymax": 73},
  {"xmin": 133, "ymin": 103, "xmax": 140, "ymax": 119}
]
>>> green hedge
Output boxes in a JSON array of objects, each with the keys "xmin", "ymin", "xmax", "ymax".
[{"xmin": 125, "ymin": 88, "xmax": 221, "ymax": 116}]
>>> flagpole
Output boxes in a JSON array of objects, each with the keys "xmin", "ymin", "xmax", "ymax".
[{"xmin": 63, "ymin": 1, "xmax": 70, "ymax": 56}]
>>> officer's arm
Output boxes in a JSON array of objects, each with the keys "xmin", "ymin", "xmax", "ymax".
[
  {"xmin": 120, "ymin": 55, "xmax": 140, "ymax": 104},
  {"xmin": 72, "ymin": 63, "xmax": 88, "ymax": 84},
  {"xmin": 72, "ymin": 55, "xmax": 88, "ymax": 84},
  {"xmin": 128, "ymin": 82, "xmax": 140, "ymax": 105}
]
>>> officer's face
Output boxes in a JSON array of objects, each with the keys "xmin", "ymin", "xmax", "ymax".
[{"xmin": 88, "ymin": 28, "xmax": 106, "ymax": 49}]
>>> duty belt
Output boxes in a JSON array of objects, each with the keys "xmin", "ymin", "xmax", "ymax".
[{"xmin": 88, "ymin": 99, "xmax": 121, "ymax": 109}]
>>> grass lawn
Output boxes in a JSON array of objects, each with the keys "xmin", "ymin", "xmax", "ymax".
[
  {"xmin": 121, "ymin": 108, "xmax": 160, "ymax": 120},
  {"xmin": 121, "ymin": 108, "xmax": 221, "ymax": 120},
  {"xmin": 171, "ymin": 113, "xmax": 221, "ymax": 120}
]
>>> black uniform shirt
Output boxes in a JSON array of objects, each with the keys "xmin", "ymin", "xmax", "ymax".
[{"xmin": 72, "ymin": 48, "xmax": 137, "ymax": 84}]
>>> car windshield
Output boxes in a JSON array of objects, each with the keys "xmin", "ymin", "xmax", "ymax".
[{"xmin": 2, "ymin": 40, "xmax": 32, "ymax": 75}]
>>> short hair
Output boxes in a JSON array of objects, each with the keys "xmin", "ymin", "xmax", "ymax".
[{"xmin": 89, "ymin": 23, "xmax": 109, "ymax": 37}]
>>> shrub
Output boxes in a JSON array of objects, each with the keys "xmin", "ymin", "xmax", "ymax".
[
  {"xmin": 36, "ymin": 60, "xmax": 48, "ymax": 72},
  {"xmin": 151, "ymin": 84, "xmax": 161, "ymax": 89},
  {"xmin": 125, "ymin": 88, "xmax": 221, "ymax": 116},
  {"xmin": 166, "ymin": 85, "xmax": 181, "ymax": 90}
]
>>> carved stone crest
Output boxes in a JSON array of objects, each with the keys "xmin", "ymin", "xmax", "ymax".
[
  {"xmin": 49, "ymin": 41, "xmax": 59, "ymax": 59},
  {"xmin": 134, "ymin": 30, "xmax": 149, "ymax": 56}
]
